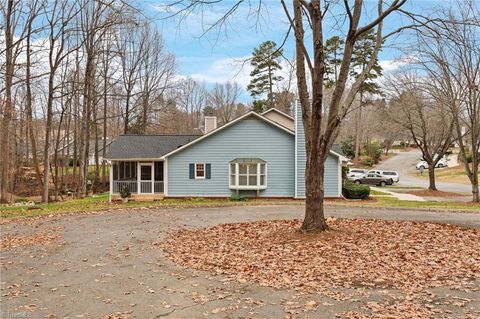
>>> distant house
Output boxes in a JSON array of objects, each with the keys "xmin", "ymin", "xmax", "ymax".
[{"xmin": 105, "ymin": 104, "xmax": 347, "ymax": 201}]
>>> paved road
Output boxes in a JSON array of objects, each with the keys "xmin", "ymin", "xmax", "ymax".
[
  {"xmin": 375, "ymin": 149, "xmax": 472, "ymax": 194},
  {"xmin": 1, "ymin": 205, "xmax": 479, "ymax": 319}
]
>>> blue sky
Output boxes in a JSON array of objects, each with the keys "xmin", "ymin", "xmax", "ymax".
[{"xmin": 141, "ymin": 1, "xmax": 449, "ymax": 102}]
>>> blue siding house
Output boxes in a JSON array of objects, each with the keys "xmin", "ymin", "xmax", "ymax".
[{"xmin": 105, "ymin": 104, "xmax": 346, "ymax": 201}]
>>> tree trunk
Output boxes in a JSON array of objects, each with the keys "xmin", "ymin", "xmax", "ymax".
[
  {"xmin": 1, "ymin": 0, "xmax": 14, "ymax": 203},
  {"xmin": 268, "ymin": 65, "xmax": 273, "ymax": 108},
  {"xmin": 298, "ymin": 0, "xmax": 329, "ymax": 233},
  {"xmin": 354, "ymin": 93, "xmax": 363, "ymax": 159},
  {"xmin": 472, "ymin": 182, "xmax": 479, "ymax": 202},
  {"xmin": 427, "ymin": 166, "xmax": 437, "ymax": 191},
  {"xmin": 24, "ymin": 16, "xmax": 44, "ymax": 192},
  {"xmin": 471, "ymin": 164, "xmax": 479, "ymax": 202},
  {"xmin": 301, "ymin": 151, "xmax": 329, "ymax": 232},
  {"xmin": 101, "ymin": 77, "xmax": 108, "ymax": 188},
  {"xmin": 79, "ymin": 54, "xmax": 93, "ymax": 197},
  {"xmin": 42, "ymin": 72, "xmax": 56, "ymax": 203},
  {"xmin": 124, "ymin": 90, "xmax": 131, "ymax": 134}
]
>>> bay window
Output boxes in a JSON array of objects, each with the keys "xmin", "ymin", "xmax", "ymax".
[{"xmin": 229, "ymin": 158, "xmax": 267, "ymax": 189}]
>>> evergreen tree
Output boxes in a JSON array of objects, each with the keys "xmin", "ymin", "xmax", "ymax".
[
  {"xmin": 324, "ymin": 36, "xmax": 345, "ymax": 88},
  {"xmin": 324, "ymin": 31, "xmax": 382, "ymax": 92},
  {"xmin": 350, "ymin": 29, "xmax": 383, "ymax": 159},
  {"xmin": 251, "ymin": 100, "xmax": 267, "ymax": 113},
  {"xmin": 350, "ymin": 29, "xmax": 383, "ymax": 96},
  {"xmin": 247, "ymin": 41, "xmax": 283, "ymax": 107}
]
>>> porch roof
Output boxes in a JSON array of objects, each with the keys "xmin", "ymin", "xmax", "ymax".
[{"xmin": 105, "ymin": 134, "xmax": 201, "ymax": 160}]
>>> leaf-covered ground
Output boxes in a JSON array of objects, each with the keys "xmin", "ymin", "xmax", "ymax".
[
  {"xmin": 0, "ymin": 227, "xmax": 61, "ymax": 250},
  {"xmin": 2, "ymin": 206, "xmax": 479, "ymax": 318},
  {"xmin": 161, "ymin": 218, "xmax": 480, "ymax": 318}
]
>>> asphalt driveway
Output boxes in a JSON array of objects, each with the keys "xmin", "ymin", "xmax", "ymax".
[{"xmin": 1, "ymin": 205, "xmax": 479, "ymax": 318}]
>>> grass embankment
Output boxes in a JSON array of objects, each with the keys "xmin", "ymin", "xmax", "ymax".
[
  {"xmin": 370, "ymin": 189, "xmax": 392, "ymax": 196},
  {"xmin": 2, "ymin": 192, "xmax": 479, "ymax": 220},
  {"xmin": 415, "ymin": 166, "xmax": 478, "ymax": 185},
  {"xmin": 353, "ymin": 196, "xmax": 480, "ymax": 212},
  {"xmin": 0, "ymin": 194, "xmax": 302, "ymax": 219}
]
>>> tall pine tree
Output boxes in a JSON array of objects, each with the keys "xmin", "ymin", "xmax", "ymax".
[
  {"xmin": 350, "ymin": 29, "xmax": 383, "ymax": 96},
  {"xmin": 247, "ymin": 41, "xmax": 283, "ymax": 107},
  {"xmin": 350, "ymin": 29, "xmax": 383, "ymax": 158},
  {"xmin": 324, "ymin": 36, "xmax": 345, "ymax": 88},
  {"xmin": 324, "ymin": 31, "xmax": 383, "ymax": 159}
]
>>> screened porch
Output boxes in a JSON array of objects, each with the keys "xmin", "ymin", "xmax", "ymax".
[{"xmin": 110, "ymin": 161, "xmax": 164, "ymax": 195}]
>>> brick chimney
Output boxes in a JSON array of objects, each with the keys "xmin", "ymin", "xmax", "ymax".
[{"xmin": 204, "ymin": 116, "xmax": 217, "ymax": 134}]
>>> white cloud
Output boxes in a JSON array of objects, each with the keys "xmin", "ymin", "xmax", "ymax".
[
  {"xmin": 187, "ymin": 55, "xmax": 412, "ymax": 92},
  {"xmin": 189, "ymin": 56, "xmax": 253, "ymax": 87},
  {"xmin": 379, "ymin": 56, "xmax": 416, "ymax": 72}
]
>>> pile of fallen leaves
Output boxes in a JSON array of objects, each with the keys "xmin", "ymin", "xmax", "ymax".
[
  {"xmin": 0, "ymin": 227, "xmax": 61, "ymax": 250},
  {"xmin": 160, "ymin": 218, "xmax": 480, "ymax": 317}
]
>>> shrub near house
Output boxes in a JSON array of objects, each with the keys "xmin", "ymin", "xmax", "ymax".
[{"xmin": 343, "ymin": 182, "xmax": 370, "ymax": 200}]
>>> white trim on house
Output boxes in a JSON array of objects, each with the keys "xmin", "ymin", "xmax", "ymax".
[
  {"xmin": 164, "ymin": 158, "xmax": 168, "ymax": 196},
  {"xmin": 294, "ymin": 103, "xmax": 298, "ymax": 199},
  {"xmin": 229, "ymin": 162, "xmax": 267, "ymax": 190},
  {"xmin": 109, "ymin": 162, "xmax": 113, "ymax": 202},
  {"xmin": 138, "ymin": 162, "xmax": 154, "ymax": 194},
  {"xmin": 261, "ymin": 108, "xmax": 295, "ymax": 120},
  {"xmin": 106, "ymin": 158, "xmax": 162, "ymax": 161},
  {"xmin": 137, "ymin": 161, "xmax": 141, "ymax": 193},
  {"xmin": 329, "ymin": 150, "xmax": 349, "ymax": 162},
  {"xmin": 338, "ymin": 157, "xmax": 342, "ymax": 197},
  {"xmin": 161, "ymin": 112, "xmax": 295, "ymax": 160},
  {"xmin": 194, "ymin": 163, "xmax": 206, "ymax": 179},
  {"xmin": 150, "ymin": 162, "xmax": 155, "ymax": 194}
]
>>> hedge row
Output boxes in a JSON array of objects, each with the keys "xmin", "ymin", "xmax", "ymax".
[{"xmin": 342, "ymin": 182, "xmax": 370, "ymax": 200}]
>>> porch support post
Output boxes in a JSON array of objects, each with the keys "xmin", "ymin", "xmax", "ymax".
[
  {"xmin": 151, "ymin": 161, "xmax": 154, "ymax": 194},
  {"xmin": 137, "ymin": 162, "xmax": 140, "ymax": 194},
  {"xmin": 164, "ymin": 159, "xmax": 168, "ymax": 196},
  {"xmin": 109, "ymin": 161, "xmax": 113, "ymax": 202}
]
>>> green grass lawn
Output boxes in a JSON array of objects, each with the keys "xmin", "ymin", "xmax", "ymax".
[
  {"xmin": 2, "ymin": 192, "xmax": 478, "ymax": 220},
  {"xmin": 414, "ymin": 166, "xmax": 478, "ymax": 185},
  {"xmin": 370, "ymin": 189, "xmax": 392, "ymax": 196},
  {"xmin": 349, "ymin": 196, "xmax": 480, "ymax": 212},
  {"xmin": 0, "ymin": 194, "xmax": 302, "ymax": 219}
]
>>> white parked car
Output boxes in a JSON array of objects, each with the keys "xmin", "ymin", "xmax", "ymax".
[
  {"xmin": 367, "ymin": 170, "xmax": 400, "ymax": 183},
  {"xmin": 416, "ymin": 159, "xmax": 447, "ymax": 170},
  {"xmin": 347, "ymin": 168, "xmax": 368, "ymax": 181}
]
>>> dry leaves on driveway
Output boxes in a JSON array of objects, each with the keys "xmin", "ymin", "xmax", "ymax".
[
  {"xmin": 0, "ymin": 227, "xmax": 61, "ymax": 250},
  {"xmin": 160, "ymin": 218, "xmax": 480, "ymax": 318}
]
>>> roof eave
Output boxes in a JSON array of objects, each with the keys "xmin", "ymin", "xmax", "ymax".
[
  {"xmin": 261, "ymin": 108, "xmax": 295, "ymax": 120},
  {"xmin": 104, "ymin": 158, "xmax": 163, "ymax": 161}
]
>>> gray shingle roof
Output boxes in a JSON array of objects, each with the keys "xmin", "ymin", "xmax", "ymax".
[{"xmin": 105, "ymin": 134, "xmax": 201, "ymax": 160}]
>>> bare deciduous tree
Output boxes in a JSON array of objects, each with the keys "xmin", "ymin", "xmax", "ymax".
[
  {"xmin": 288, "ymin": 0, "xmax": 408, "ymax": 231},
  {"xmin": 176, "ymin": 78, "xmax": 207, "ymax": 132},
  {"xmin": 1, "ymin": 0, "xmax": 24, "ymax": 202},
  {"xmin": 136, "ymin": 24, "xmax": 176, "ymax": 133},
  {"xmin": 385, "ymin": 74, "xmax": 455, "ymax": 190},
  {"xmin": 208, "ymin": 81, "xmax": 241, "ymax": 125},
  {"xmin": 413, "ymin": 1, "xmax": 480, "ymax": 201}
]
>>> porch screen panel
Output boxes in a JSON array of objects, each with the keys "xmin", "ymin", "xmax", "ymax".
[
  {"xmin": 154, "ymin": 162, "xmax": 164, "ymax": 181},
  {"xmin": 114, "ymin": 162, "xmax": 137, "ymax": 180}
]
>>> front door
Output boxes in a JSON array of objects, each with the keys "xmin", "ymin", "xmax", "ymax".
[{"xmin": 140, "ymin": 164, "xmax": 153, "ymax": 193}]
